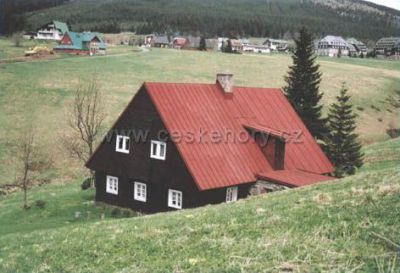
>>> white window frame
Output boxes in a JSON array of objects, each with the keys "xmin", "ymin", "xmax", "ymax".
[
  {"xmin": 106, "ymin": 175, "xmax": 118, "ymax": 195},
  {"xmin": 226, "ymin": 186, "xmax": 238, "ymax": 203},
  {"xmin": 134, "ymin": 182, "xmax": 147, "ymax": 202},
  {"xmin": 150, "ymin": 140, "xmax": 166, "ymax": 160},
  {"xmin": 168, "ymin": 189, "xmax": 182, "ymax": 209},
  {"xmin": 116, "ymin": 135, "xmax": 130, "ymax": 154}
]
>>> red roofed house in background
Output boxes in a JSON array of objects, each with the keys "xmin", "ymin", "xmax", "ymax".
[{"xmin": 86, "ymin": 74, "xmax": 334, "ymax": 213}]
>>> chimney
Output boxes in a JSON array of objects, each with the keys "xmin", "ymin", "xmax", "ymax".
[{"xmin": 216, "ymin": 73, "xmax": 234, "ymax": 93}]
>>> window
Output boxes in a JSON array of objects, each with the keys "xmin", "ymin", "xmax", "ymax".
[
  {"xmin": 106, "ymin": 176, "xmax": 118, "ymax": 195},
  {"xmin": 150, "ymin": 140, "xmax": 166, "ymax": 160},
  {"xmin": 226, "ymin": 187, "xmax": 238, "ymax": 202},
  {"xmin": 168, "ymin": 189, "xmax": 182, "ymax": 209},
  {"xmin": 134, "ymin": 182, "xmax": 147, "ymax": 202},
  {"xmin": 116, "ymin": 135, "xmax": 130, "ymax": 154}
]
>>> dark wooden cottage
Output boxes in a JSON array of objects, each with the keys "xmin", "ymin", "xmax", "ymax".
[{"xmin": 86, "ymin": 74, "xmax": 334, "ymax": 213}]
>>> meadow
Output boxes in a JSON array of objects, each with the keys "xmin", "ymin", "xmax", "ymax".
[
  {"xmin": 0, "ymin": 37, "xmax": 399, "ymax": 188},
  {"xmin": 0, "ymin": 138, "xmax": 399, "ymax": 272}
]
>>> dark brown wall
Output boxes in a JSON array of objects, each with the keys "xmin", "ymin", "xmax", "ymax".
[{"xmin": 88, "ymin": 86, "xmax": 253, "ymax": 213}]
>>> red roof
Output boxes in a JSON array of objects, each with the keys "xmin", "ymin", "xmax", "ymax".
[
  {"xmin": 257, "ymin": 170, "xmax": 335, "ymax": 187},
  {"xmin": 145, "ymin": 82, "xmax": 333, "ymax": 191}
]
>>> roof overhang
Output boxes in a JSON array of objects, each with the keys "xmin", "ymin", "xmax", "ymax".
[{"xmin": 257, "ymin": 170, "xmax": 335, "ymax": 188}]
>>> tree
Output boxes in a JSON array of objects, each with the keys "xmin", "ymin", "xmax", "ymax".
[
  {"xmin": 283, "ymin": 26, "xmax": 327, "ymax": 140},
  {"xmin": 337, "ymin": 47, "xmax": 342, "ymax": 58},
  {"xmin": 224, "ymin": 39, "xmax": 233, "ymax": 53},
  {"xmin": 198, "ymin": 36, "xmax": 207, "ymax": 51},
  {"xmin": 15, "ymin": 123, "xmax": 49, "ymax": 209},
  {"xmin": 325, "ymin": 83, "xmax": 363, "ymax": 177},
  {"xmin": 63, "ymin": 78, "xmax": 106, "ymax": 185},
  {"xmin": 12, "ymin": 32, "xmax": 23, "ymax": 47}
]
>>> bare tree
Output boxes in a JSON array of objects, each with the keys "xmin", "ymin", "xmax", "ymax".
[
  {"xmin": 63, "ymin": 78, "xmax": 106, "ymax": 185},
  {"xmin": 12, "ymin": 32, "xmax": 23, "ymax": 47},
  {"xmin": 16, "ymin": 124, "xmax": 37, "ymax": 209}
]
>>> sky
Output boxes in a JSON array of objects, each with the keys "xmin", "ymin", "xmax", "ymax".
[{"xmin": 363, "ymin": 0, "xmax": 400, "ymax": 10}]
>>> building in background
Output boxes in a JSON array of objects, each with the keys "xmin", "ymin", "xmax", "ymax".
[
  {"xmin": 54, "ymin": 31, "xmax": 106, "ymax": 55},
  {"xmin": 317, "ymin": 35, "xmax": 349, "ymax": 57},
  {"xmin": 346, "ymin": 38, "xmax": 368, "ymax": 56},
  {"xmin": 263, "ymin": 38, "xmax": 289, "ymax": 52},
  {"xmin": 36, "ymin": 21, "xmax": 69, "ymax": 41},
  {"xmin": 375, "ymin": 37, "xmax": 400, "ymax": 56}
]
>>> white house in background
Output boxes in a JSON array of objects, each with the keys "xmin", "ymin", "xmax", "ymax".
[
  {"xmin": 317, "ymin": 35, "xmax": 349, "ymax": 57},
  {"xmin": 347, "ymin": 38, "xmax": 368, "ymax": 56},
  {"xmin": 36, "ymin": 21, "xmax": 69, "ymax": 41},
  {"xmin": 218, "ymin": 37, "xmax": 229, "ymax": 51},
  {"xmin": 243, "ymin": 44, "xmax": 271, "ymax": 54},
  {"xmin": 263, "ymin": 39, "xmax": 289, "ymax": 52}
]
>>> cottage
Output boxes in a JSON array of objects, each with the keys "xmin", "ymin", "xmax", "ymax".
[
  {"xmin": 54, "ymin": 31, "xmax": 106, "ymax": 55},
  {"xmin": 144, "ymin": 35, "xmax": 170, "ymax": 48},
  {"xmin": 375, "ymin": 37, "xmax": 400, "ymax": 56},
  {"xmin": 263, "ymin": 39, "xmax": 289, "ymax": 52},
  {"xmin": 86, "ymin": 74, "xmax": 334, "ymax": 213},
  {"xmin": 243, "ymin": 44, "xmax": 271, "ymax": 54},
  {"xmin": 36, "ymin": 21, "xmax": 69, "ymax": 41},
  {"xmin": 346, "ymin": 38, "xmax": 367, "ymax": 56},
  {"xmin": 317, "ymin": 36, "xmax": 349, "ymax": 57},
  {"xmin": 172, "ymin": 37, "xmax": 187, "ymax": 49},
  {"xmin": 229, "ymin": 39, "xmax": 243, "ymax": 52}
]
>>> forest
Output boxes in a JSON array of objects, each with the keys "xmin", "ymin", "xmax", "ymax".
[{"xmin": 1, "ymin": 0, "xmax": 400, "ymax": 41}]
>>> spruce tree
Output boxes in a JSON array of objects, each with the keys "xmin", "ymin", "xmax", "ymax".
[
  {"xmin": 199, "ymin": 37, "xmax": 207, "ymax": 51},
  {"xmin": 284, "ymin": 27, "xmax": 326, "ymax": 139},
  {"xmin": 326, "ymin": 83, "xmax": 363, "ymax": 177}
]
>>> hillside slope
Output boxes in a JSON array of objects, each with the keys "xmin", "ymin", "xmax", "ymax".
[
  {"xmin": 0, "ymin": 139, "xmax": 399, "ymax": 272},
  {"xmin": 22, "ymin": 0, "xmax": 400, "ymax": 40}
]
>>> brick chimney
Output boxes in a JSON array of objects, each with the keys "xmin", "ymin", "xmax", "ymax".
[{"xmin": 216, "ymin": 73, "xmax": 234, "ymax": 93}]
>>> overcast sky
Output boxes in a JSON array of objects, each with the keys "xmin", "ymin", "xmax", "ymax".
[{"xmin": 363, "ymin": 0, "xmax": 400, "ymax": 10}]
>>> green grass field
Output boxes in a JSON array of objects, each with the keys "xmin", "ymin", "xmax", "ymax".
[
  {"xmin": 0, "ymin": 138, "xmax": 399, "ymax": 272},
  {"xmin": 0, "ymin": 39, "xmax": 399, "ymax": 187}
]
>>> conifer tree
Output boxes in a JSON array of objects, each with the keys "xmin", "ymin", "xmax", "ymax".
[
  {"xmin": 198, "ymin": 37, "xmax": 207, "ymax": 51},
  {"xmin": 326, "ymin": 83, "xmax": 363, "ymax": 177},
  {"xmin": 284, "ymin": 27, "xmax": 326, "ymax": 139}
]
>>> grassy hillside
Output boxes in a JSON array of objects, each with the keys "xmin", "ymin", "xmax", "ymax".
[
  {"xmin": 0, "ymin": 139, "xmax": 399, "ymax": 272},
  {"xmin": 20, "ymin": 0, "xmax": 400, "ymax": 41},
  {"xmin": 0, "ymin": 40, "xmax": 399, "ymax": 186}
]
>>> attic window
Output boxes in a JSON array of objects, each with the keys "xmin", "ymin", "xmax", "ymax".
[
  {"xmin": 226, "ymin": 187, "xmax": 238, "ymax": 202},
  {"xmin": 150, "ymin": 140, "xmax": 166, "ymax": 160},
  {"xmin": 106, "ymin": 175, "xmax": 118, "ymax": 195},
  {"xmin": 116, "ymin": 135, "xmax": 130, "ymax": 154},
  {"xmin": 168, "ymin": 189, "xmax": 182, "ymax": 209}
]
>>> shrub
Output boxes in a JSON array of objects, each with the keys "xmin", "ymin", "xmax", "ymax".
[
  {"xmin": 356, "ymin": 106, "xmax": 364, "ymax": 111},
  {"xmin": 111, "ymin": 208, "xmax": 121, "ymax": 217},
  {"xmin": 81, "ymin": 178, "xmax": 92, "ymax": 190},
  {"xmin": 35, "ymin": 200, "xmax": 46, "ymax": 209}
]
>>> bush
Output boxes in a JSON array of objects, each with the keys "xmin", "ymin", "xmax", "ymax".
[
  {"xmin": 81, "ymin": 178, "xmax": 92, "ymax": 190},
  {"xmin": 111, "ymin": 208, "xmax": 121, "ymax": 217},
  {"xmin": 35, "ymin": 200, "xmax": 46, "ymax": 209},
  {"xmin": 356, "ymin": 106, "xmax": 364, "ymax": 111}
]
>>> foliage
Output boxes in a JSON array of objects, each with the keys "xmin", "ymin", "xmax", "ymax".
[
  {"xmin": 81, "ymin": 178, "xmax": 92, "ymax": 190},
  {"xmin": 325, "ymin": 83, "xmax": 364, "ymax": 177},
  {"xmin": 34, "ymin": 199, "xmax": 46, "ymax": 209},
  {"xmin": 284, "ymin": 27, "xmax": 327, "ymax": 140},
  {"xmin": 11, "ymin": 32, "xmax": 23, "ymax": 47},
  {"xmin": 198, "ymin": 37, "xmax": 206, "ymax": 51},
  {"xmin": 3, "ymin": 0, "xmax": 400, "ymax": 40}
]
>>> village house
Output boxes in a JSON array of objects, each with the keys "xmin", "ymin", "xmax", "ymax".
[
  {"xmin": 229, "ymin": 39, "xmax": 243, "ymax": 52},
  {"xmin": 346, "ymin": 38, "xmax": 367, "ymax": 56},
  {"xmin": 317, "ymin": 35, "xmax": 349, "ymax": 57},
  {"xmin": 54, "ymin": 31, "xmax": 106, "ymax": 55},
  {"xmin": 144, "ymin": 34, "xmax": 170, "ymax": 48},
  {"xmin": 243, "ymin": 44, "xmax": 271, "ymax": 54},
  {"xmin": 263, "ymin": 39, "xmax": 289, "ymax": 52},
  {"xmin": 36, "ymin": 21, "xmax": 69, "ymax": 41},
  {"xmin": 86, "ymin": 74, "xmax": 334, "ymax": 213},
  {"xmin": 172, "ymin": 37, "xmax": 188, "ymax": 49},
  {"xmin": 375, "ymin": 37, "xmax": 400, "ymax": 56}
]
